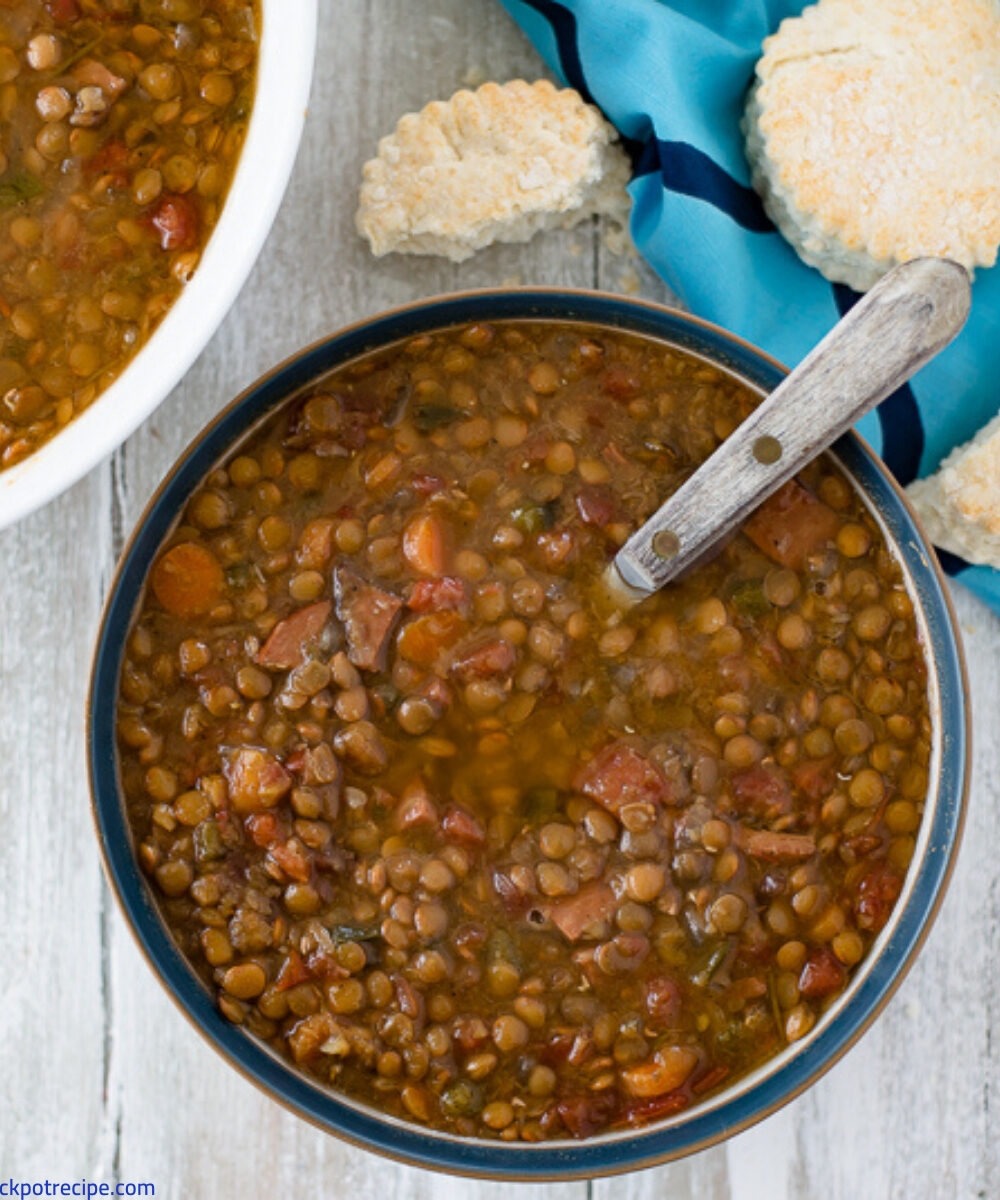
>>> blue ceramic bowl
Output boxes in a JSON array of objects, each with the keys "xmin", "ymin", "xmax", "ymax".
[{"xmin": 88, "ymin": 290, "xmax": 969, "ymax": 1179}]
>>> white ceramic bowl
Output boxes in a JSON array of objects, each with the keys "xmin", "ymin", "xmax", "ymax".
[{"xmin": 0, "ymin": 1, "xmax": 318, "ymax": 531}]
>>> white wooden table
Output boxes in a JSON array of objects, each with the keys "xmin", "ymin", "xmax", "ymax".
[{"xmin": 2, "ymin": 3, "xmax": 998, "ymax": 1197}]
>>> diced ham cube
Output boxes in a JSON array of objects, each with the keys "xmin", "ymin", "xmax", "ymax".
[
  {"xmin": 450, "ymin": 636, "xmax": 516, "ymax": 683},
  {"xmin": 150, "ymin": 194, "xmax": 200, "ymax": 252},
  {"xmin": 644, "ymin": 975, "xmax": 682, "ymax": 1025},
  {"xmin": 224, "ymin": 748, "xmax": 292, "ymax": 815},
  {"xmin": 557, "ymin": 1092, "xmax": 620, "ymax": 1139},
  {"xmin": 601, "ymin": 366, "xmax": 641, "ymax": 401},
  {"xmin": 393, "ymin": 780, "xmax": 439, "ymax": 832},
  {"xmin": 442, "ymin": 805, "xmax": 486, "ymax": 848},
  {"xmin": 791, "ymin": 756, "xmax": 837, "ymax": 803},
  {"xmin": 548, "ymin": 883, "xmax": 615, "ymax": 941},
  {"xmin": 270, "ymin": 840, "xmax": 312, "ymax": 883},
  {"xmin": 743, "ymin": 480, "xmax": 840, "ymax": 569},
  {"xmin": 491, "ymin": 869, "xmax": 531, "ymax": 916},
  {"xmin": 739, "ymin": 827, "xmax": 816, "ymax": 861},
  {"xmin": 244, "ymin": 812, "xmax": 282, "ymax": 848},
  {"xmin": 575, "ymin": 741, "xmax": 670, "ymax": 815},
  {"xmin": 256, "ymin": 601, "xmax": 331, "ymax": 669},
  {"xmin": 729, "ymin": 765, "xmax": 792, "ymax": 819},
  {"xmin": 575, "ymin": 484, "xmax": 620, "ymax": 527},
  {"xmin": 419, "ymin": 676, "xmax": 453, "ymax": 711},
  {"xmin": 275, "ymin": 949, "xmax": 311, "ymax": 991},
  {"xmin": 799, "ymin": 947, "xmax": 847, "ymax": 999},
  {"xmin": 407, "ymin": 576, "xmax": 468, "ymax": 613},
  {"xmin": 333, "ymin": 564, "xmax": 403, "ymax": 671}
]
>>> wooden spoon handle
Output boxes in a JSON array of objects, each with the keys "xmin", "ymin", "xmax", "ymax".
[{"xmin": 612, "ymin": 258, "xmax": 971, "ymax": 596}]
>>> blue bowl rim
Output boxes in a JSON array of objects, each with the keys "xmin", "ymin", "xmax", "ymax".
[{"xmin": 88, "ymin": 288, "xmax": 969, "ymax": 1180}]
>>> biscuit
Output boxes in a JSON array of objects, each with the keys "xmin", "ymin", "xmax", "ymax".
[
  {"xmin": 908, "ymin": 412, "xmax": 1000, "ymax": 568},
  {"xmin": 356, "ymin": 80, "xmax": 631, "ymax": 262},
  {"xmin": 744, "ymin": 0, "xmax": 1000, "ymax": 291}
]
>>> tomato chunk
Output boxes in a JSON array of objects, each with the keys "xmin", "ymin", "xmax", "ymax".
[
  {"xmin": 730, "ymin": 765, "xmax": 792, "ymax": 819},
  {"xmin": 407, "ymin": 576, "xmax": 468, "ymax": 613},
  {"xmin": 853, "ymin": 861, "xmax": 903, "ymax": 932},
  {"xmin": 150, "ymin": 194, "xmax": 200, "ymax": 251},
  {"xmin": 45, "ymin": 0, "xmax": 80, "ymax": 25}
]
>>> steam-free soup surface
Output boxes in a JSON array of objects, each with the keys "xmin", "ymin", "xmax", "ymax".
[
  {"xmin": 0, "ymin": 0, "xmax": 258, "ymax": 472},
  {"xmin": 118, "ymin": 322, "xmax": 930, "ymax": 1140}
]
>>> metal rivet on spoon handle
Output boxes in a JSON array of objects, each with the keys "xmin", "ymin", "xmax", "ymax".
[{"xmin": 609, "ymin": 257, "xmax": 971, "ymax": 600}]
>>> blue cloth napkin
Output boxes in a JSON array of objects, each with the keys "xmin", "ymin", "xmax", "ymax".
[{"xmin": 500, "ymin": 0, "xmax": 1000, "ymax": 612}]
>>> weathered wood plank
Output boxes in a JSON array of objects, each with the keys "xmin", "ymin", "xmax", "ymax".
[
  {"xmin": 0, "ymin": 470, "xmax": 112, "ymax": 1178},
  {"xmin": 2, "ymin": 1, "xmax": 998, "ymax": 1197}
]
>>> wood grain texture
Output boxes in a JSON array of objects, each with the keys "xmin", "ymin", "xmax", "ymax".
[
  {"xmin": 617, "ymin": 258, "xmax": 972, "ymax": 593},
  {"xmin": 0, "ymin": 3, "xmax": 997, "ymax": 1198}
]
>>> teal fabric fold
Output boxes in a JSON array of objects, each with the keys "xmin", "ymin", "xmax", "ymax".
[{"xmin": 501, "ymin": 0, "xmax": 1000, "ymax": 609}]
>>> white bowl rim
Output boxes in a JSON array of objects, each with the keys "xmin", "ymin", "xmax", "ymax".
[{"xmin": 0, "ymin": 0, "xmax": 319, "ymax": 530}]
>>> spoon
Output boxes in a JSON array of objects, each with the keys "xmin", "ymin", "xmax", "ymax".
[{"xmin": 608, "ymin": 257, "xmax": 971, "ymax": 603}]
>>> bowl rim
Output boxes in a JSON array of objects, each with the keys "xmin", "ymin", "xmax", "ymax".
[
  {"xmin": 88, "ymin": 287, "xmax": 970, "ymax": 1180},
  {"xmin": 0, "ymin": 0, "xmax": 319, "ymax": 531}
]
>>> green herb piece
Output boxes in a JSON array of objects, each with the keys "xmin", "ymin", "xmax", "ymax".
[
  {"xmin": 225, "ymin": 562, "xmax": 251, "ymax": 591},
  {"xmin": 440, "ymin": 1080, "xmax": 484, "ymax": 1118},
  {"xmin": 193, "ymin": 819, "xmax": 224, "ymax": 864},
  {"xmin": 729, "ymin": 579, "xmax": 771, "ymax": 618},
  {"xmin": 511, "ymin": 499, "xmax": 561, "ymax": 535},
  {"xmin": 0, "ymin": 171, "xmax": 45, "ymax": 209},
  {"xmin": 523, "ymin": 786, "xmax": 559, "ymax": 822},
  {"xmin": 486, "ymin": 928, "xmax": 523, "ymax": 972},
  {"xmin": 692, "ymin": 941, "xmax": 730, "ymax": 988},
  {"xmin": 412, "ymin": 403, "xmax": 461, "ymax": 433},
  {"xmin": 228, "ymin": 92, "xmax": 253, "ymax": 123},
  {"xmin": 48, "ymin": 35, "xmax": 103, "ymax": 77},
  {"xmin": 328, "ymin": 922, "xmax": 380, "ymax": 944},
  {"xmin": 768, "ymin": 968, "xmax": 784, "ymax": 1040}
]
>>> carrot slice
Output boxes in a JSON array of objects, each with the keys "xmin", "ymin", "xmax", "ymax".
[
  {"xmin": 402, "ymin": 512, "xmax": 448, "ymax": 576},
  {"xmin": 396, "ymin": 611, "xmax": 466, "ymax": 668},
  {"xmin": 150, "ymin": 541, "xmax": 224, "ymax": 618}
]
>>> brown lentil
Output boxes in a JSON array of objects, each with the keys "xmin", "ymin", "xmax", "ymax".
[{"xmin": 119, "ymin": 322, "xmax": 930, "ymax": 1142}]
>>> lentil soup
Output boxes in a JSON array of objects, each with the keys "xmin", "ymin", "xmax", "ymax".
[
  {"xmin": 0, "ymin": 0, "xmax": 259, "ymax": 473},
  {"xmin": 117, "ymin": 321, "xmax": 932, "ymax": 1141}
]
